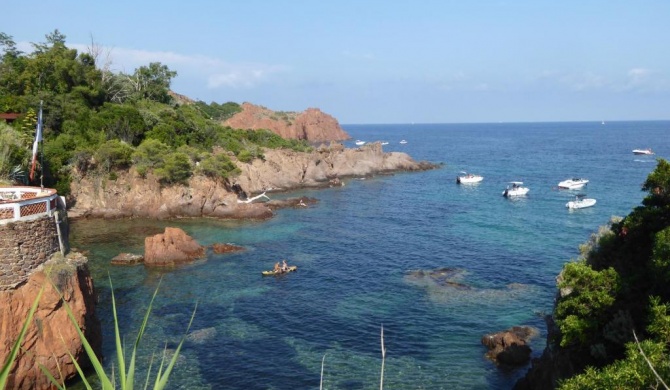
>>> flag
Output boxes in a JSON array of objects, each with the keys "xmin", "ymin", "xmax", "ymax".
[{"xmin": 29, "ymin": 103, "xmax": 43, "ymax": 181}]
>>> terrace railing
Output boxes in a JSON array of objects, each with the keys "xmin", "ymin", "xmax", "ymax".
[{"xmin": 0, "ymin": 186, "xmax": 62, "ymax": 224}]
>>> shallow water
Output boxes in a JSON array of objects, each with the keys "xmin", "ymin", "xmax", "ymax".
[{"xmin": 70, "ymin": 121, "xmax": 669, "ymax": 389}]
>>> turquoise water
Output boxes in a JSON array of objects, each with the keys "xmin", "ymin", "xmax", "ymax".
[{"xmin": 70, "ymin": 121, "xmax": 669, "ymax": 389}]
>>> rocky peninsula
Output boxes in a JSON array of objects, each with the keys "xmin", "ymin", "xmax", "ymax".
[{"xmin": 68, "ymin": 142, "xmax": 437, "ymax": 220}]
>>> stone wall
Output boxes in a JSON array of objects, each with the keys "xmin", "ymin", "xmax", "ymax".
[{"xmin": 0, "ymin": 212, "xmax": 64, "ymax": 290}]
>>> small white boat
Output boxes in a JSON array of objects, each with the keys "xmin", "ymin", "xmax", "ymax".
[
  {"xmin": 355, "ymin": 140, "xmax": 366, "ymax": 146},
  {"xmin": 380, "ymin": 141, "xmax": 389, "ymax": 145},
  {"xmin": 399, "ymin": 140, "xmax": 407, "ymax": 144},
  {"xmin": 558, "ymin": 178, "xmax": 589, "ymax": 190},
  {"xmin": 456, "ymin": 171, "xmax": 483, "ymax": 184},
  {"xmin": 566, "ymin": 194, "xmax": 596, "ymax": 209},
  {"xmin": 632, "ymin": 148, "xmax": 654, "ymax": 155},
  {"xmin": 502, "ymin": 181, "xmax": 529, "ymax": 197}
]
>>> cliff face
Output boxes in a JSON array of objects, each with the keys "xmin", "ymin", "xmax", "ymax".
[
  {"xmin": 0, "ymin": 252, "xmax": 101, "ymax": 390},
  {"xmin": 223, "ymin": 103, "xmax": 350, "ymax": 142},
  {"xmin": 68, "ymin": 143, "xmax": 436, "ymax": 219}
]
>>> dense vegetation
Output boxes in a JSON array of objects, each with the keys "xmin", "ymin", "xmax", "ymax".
[
  {"xmin": 550, "ymin": 158, "xmax": 670, "ymax": 388},
  {"xmin": 0, "ymin": 30, "xmax": 311, "ymax": 193}
]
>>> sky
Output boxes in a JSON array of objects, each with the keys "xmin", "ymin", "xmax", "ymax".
[{"xmin": 3, "ymin": 0, "xmax": 670, "ymax": 124}]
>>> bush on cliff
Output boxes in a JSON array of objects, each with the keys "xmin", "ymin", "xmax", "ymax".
[
  {"xmin": 548, "ymin": 158, "xmax": 670, "ymax": 388},
  {"xmin": 198, "ymin": 152, "xmax": 241, "ymax": 179}
]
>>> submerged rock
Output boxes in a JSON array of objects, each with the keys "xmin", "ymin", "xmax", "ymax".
[
  {"xmin": 267, "ymin": 196, "xmax": 318, "ymax": 210},
  {"xmin": 210, "ymin": 243, "xmax": 245, "ymax": 254},
  {"xmin": 405, "ymin": 267, "xmax": 537, "ymax": 305},
  {"xmin": 110, "ymin": 252, "xmax": 144, "ymax": 265}
]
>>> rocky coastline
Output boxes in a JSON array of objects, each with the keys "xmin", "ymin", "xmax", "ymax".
[{"xmin": 67, "ymin": 142, "xmax": 438, "ymax": 220}]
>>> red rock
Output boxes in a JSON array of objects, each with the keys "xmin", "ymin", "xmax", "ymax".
[
  {"xmin": 224, "ymin": 103, "xmax": 350, "ymax": 142},
  {"xmin": 482, "ymin": 326, "xmax": 538, "ymax": 366},
  {"xmin": 144, "ymin": 227, "xmax": 206, "ymax": 267},
  {"xmin": 0, "ymin": 252, "xmax": 101, "ymax": 389}
]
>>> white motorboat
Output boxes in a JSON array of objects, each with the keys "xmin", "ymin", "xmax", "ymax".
[
  {"xmin": 355, "ymin": 140, "xmax": 366, "ymax": 146},
  {"xmin": 632, "ymin": 148, "xmax": 654, "ymax": 155},
  {"xmin": 456, "ymin": 171, "xmax": 483, "ymax": 184},
  {"xmin": 502, "ymin": 181, "xmax": 529, "ymax": 197},
  {"xmin": 558, "ymin": 178, "xmax": 589, "ymax": 190},
  {"xmin": 399, "ymin": 140, "xmax": 407, "ymax": 144},
  {"xmin": 380, "ymin": 141, "xmax": 389, "ymax": 145},
  {"xmin": 566, "ymin": 194, "xmax": 596, "ymax": 209}
]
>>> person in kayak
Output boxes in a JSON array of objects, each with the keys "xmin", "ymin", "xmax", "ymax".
[
  {"xmin": 273, "ymin": 262, "xmax": 281, "ymax": 273},
  {"xmin": 281, "ymin": 260, "xmax": 288, "ymax": 272}
]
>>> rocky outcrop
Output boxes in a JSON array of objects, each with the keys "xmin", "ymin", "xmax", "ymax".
[
  {"xmin": 223, "ymin": 103, "xmax": 350, "ymax": 142},
  {"xmin": 68, "ymin": 171, "xmax": 273, "ymax": 220},
  {"xmin": 0, "ymin": 252, "xmax": 101, "ymax": 390},
  {"xmin": 513, "ymin": 317, "xmax": 580, "ymax": 390},
  {"xmin": 210, "ymin": 243, "xmax": 245, "ymax": 254},
  {"xmin": 144, "ymin": 227, "xmax": 206, "ymax": 267},
  {"xmin": 482, "ymin": 326, "xmax": 538, "ymax": 366},
  {"xmin": 110, "ymin": 253, "xmax": 144, "ymax": 265},
  {"xmin": 68, "ymin": 143, "xmax": 437, "ymax": 220},
  {"xmin": 233, "ymin": 142, "xmax": 437, "ymax": 194}
]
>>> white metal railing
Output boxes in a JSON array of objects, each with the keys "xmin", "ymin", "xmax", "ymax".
[{"xmin": 0, "ymin": 186, "xmax": 61, "ymax": 224}]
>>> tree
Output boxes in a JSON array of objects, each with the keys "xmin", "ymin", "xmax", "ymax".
[{"xmin": 127, "ymin": 62, "xmax": 176, "ymax": 103}]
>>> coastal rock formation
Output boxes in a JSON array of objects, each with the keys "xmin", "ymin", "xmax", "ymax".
[
  {"xmin": 482, "ymin": 326, "xmax": 538, "ymax": 366},
  {"xmin": 110, "ymin": 252, "xmax": 144, "ymax": 265},
  {"xmin": 0, "ymin": 252, "xmax": 101, "ymax": 390},
  {"xmin": 68, "ymin": 143, "xmax": 437, "ymax": 220},
  {"xmin": 513, "ymin": 316, "xmax": 578, "ymax": 390},
  {"xmin": 223, "ymin": 103, "xmax": 350, "ymax": 142},
  {"xmin": 144, "ymin": 227, "xmax": 206, "ymax": 266},
  {"xmin": 234, "ymin": 142, "xmax": 436, "ymax": 194},
  {"xmin": 211, "ymin": 243, "xmax": 245, "ymax": 254}
]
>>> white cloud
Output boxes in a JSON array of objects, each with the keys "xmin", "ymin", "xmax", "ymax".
[
  {"xmin": 618, "ymin": 67, "xmax": 663, "ymax": 92},
  {"xmin": 64, "ymin": 43, "xmax": 288, "ymax": 90}
]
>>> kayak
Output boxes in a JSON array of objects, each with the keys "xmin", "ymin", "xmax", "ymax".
[{"xmin": 262, "ymin": 265, "xmax": 297, "ymax": 276}]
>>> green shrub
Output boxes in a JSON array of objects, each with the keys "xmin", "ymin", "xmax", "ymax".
[
  {"xmin": 132, "ymin": 139, "xmax": 171, "ymax": 171},
  {"xmin": 559, "ymin": 339, "xmax": 670, "ymax": 390},
  {"xmin": 197, "ymin": 152, "xmax": 241, "ymax": 180},
  {"xmin": 154, "ymin": 152, "xmax": 192, "ymax": 184},
  {"xmin": 555, "ymin": 261, "xmax": 620, "ymax": 347},
  {"xmin": 93, "ymin": 139, "xmax": 133, "ymax": 172},
  {"xmin": 237, "ymin": 149, "xmax": 253, "ymax": 163},
  {"xmin": 0, "ymin": 122, "xmax": 28, "ymax": 180}
]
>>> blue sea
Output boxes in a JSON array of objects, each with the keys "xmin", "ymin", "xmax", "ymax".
[{"xmin": 70, "ymin": 121, "xmax": 669, "ymax": 389}]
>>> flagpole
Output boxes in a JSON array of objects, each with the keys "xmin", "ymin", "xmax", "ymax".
[
  {"xmin": 39, "ymin": 101, "xmax": 44, "ymax": 190},
  {"xmin": 29, "ymin": 101, "xmax": 44, "ymax": 187}
]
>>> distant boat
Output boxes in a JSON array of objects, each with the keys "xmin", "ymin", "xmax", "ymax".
[
  {"xmin": 456, "ymin": 171, "xmax": 483, "ymax": 184},
  {"xmin": 601, "ymin": 120, "xmax": 605, "ymax": 125},
  {"xmin": 380, "ymin": 141, "xmax": 389, "ymax": 145},
  {"xmin": 566, "ymin": 194, "xmax": 596, "ymax": 209},
  {"xmin": 558, "ymin": 178, "xmax": 589, "ymax": 190},
  {"xmin": 355, "ymin": 140, "xmax": 366, "ymax": 146},
  {"xmin": 502, "ymin": 181, "xmax": 529, "ymax": 197},
  {"xmin": 632, "ymin": 148, "xmax": 654, "ymax": 155},
  {"xmin": 399, "ymin": 140, "xmax": 407, "ymax": 144}
]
